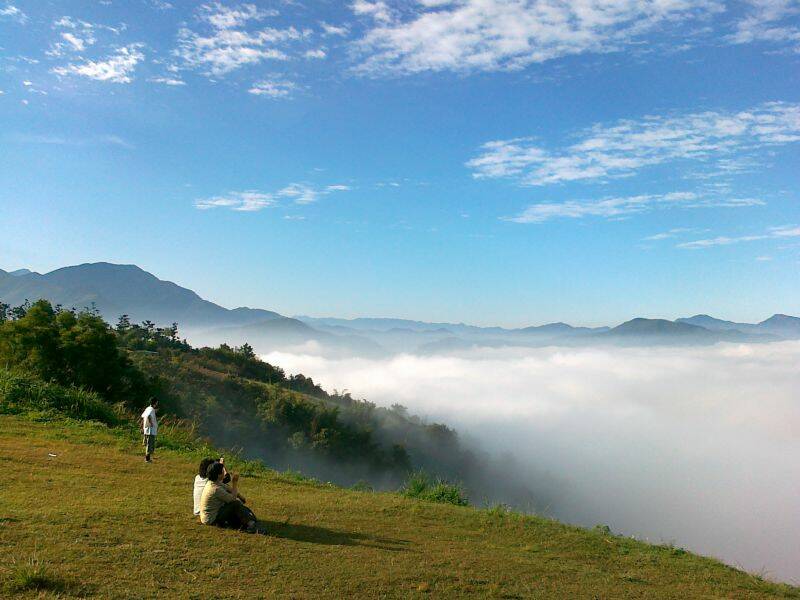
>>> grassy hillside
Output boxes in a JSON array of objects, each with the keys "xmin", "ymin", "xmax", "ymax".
[
  {"xmin": 0, "ymin": 299, "xmax": 533, "ymax": 505},
  {"xmin": 2, "ymin": 415, "xmax": 797, "ymax": 599}
]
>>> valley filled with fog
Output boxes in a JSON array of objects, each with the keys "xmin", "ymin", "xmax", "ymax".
[{"xmin": 264, "ymin": 341, "xmax": 800, "ymax": 583}]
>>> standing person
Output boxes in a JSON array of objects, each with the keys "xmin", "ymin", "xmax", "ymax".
[
  {"xmin": 199, "ymin": 462, "xmax": 257, "ymax": 533},
  {"xmin": 141, "ymin": 399, "xmax": 158, "ymax": 463}
]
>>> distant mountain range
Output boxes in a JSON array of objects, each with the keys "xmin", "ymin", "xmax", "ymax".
[{"xmin": 2, "ymin": 262, "xmax": 798, "ymax": 356}]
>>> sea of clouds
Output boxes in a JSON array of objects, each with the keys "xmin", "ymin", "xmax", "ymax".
[{"xmin": 264, "ymin": 341, "xmax": 800, "ymax": 583}]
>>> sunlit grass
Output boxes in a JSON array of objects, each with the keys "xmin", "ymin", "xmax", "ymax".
[{"xmin": 2, "ymin": 414, "xmax": 798, "ymax": 598}]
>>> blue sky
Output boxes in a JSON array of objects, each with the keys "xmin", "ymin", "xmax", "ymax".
[{"xmin": 0, "ymin": 0, "xmax": 798, "ymax": 326}]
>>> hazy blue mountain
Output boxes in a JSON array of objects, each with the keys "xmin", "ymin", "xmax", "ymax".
[
  {"xmin": 677, "ymin": 313, "xmax": 800, "ymax": 339},
  {"xmin": 610, "ymin": 318, "xmax": 708, "ymax": 336},
  {"xmin": 756, "ymin": 314, "xmax": 800, "ymax": 338},
  {"xmin": 298, "ymin": 316, "xmax": 608, "ymax": 338},
  {"xmin": 0, "ymin": 262, "xmax": 282, "ymax": 328},
  {"xmin": 515, "ymin": 322, "xmax": 609, "ymax": 336},
  {"xmin": 295, "ymin": 315, "xmax": 510, "ymax": 336},
  {"xmin": 676, "ymin": 314, "xmax": 754, "ymax": 331},
  {"xmin": 3, "ymin": 262, "xmax": 796, "ymax": 355},
  {"xmin": 0, "ymin": 262, "xmax": 385, "ymax": 356},
  {"xmin": 193, "ymin": 318, "xmax": 387, "ymax": 357},
  {"xmin": 597, "ymin": 318, "xmax": 777, "ymax": 345}
]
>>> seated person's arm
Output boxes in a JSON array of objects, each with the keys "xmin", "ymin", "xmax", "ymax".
[{"xmin": 214, "ymin": 481, "xmax": 238, "ymax": 503}]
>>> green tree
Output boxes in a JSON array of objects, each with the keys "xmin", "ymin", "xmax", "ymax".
[{"xmin": 0, "ymin": 300, "xmax": 63, "ymax": 380}]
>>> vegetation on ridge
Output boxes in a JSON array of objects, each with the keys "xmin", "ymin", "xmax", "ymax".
[{"xmin": 0, "ymin": 299, "xmax": 517, "ymax": 501}]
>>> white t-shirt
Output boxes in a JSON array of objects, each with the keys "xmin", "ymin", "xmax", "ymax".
[
  {"xmin": 193, "ymin": 475, "xmax": 207, "ymax": 516},
  {"xmin": 141, "ymin": 406, "xmax": 158, "ymax": 435}
]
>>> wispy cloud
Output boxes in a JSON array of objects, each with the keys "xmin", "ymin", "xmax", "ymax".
[
  {"xmin": 678, "ymin": 224, "xmax": 800, "ymax": 249},
  {"xmin": 643, "ymin": 228, "xmax": 697, "ymax": 241},
  {"xmin": 195, "ymin": 183, "xmax": 350, "ymax": 212},
  {"xmin": 320, "ymin": 22, "xmax": 349, "ymax": 37},
  {"xmin": 0, "ymin": 4, "xmax": 27, "ymax": 24},
  {"xmin": 278, "ymin": 183, "xmax": 351, "ymax": 204},
  {"xmin": 174, "ymin": 2, "xmax": 308, "ymax": 76},
  {"xmin": 148, "ymin": 76, "xmax": 186, "ymax": 86},
  {"xmin": 52, "ymin": 44, "xmax": 145, "ymax": 83},
  {"xmin": 195, "ymin": 190, "xmax": 275, "ymax": 212},
  {"xmin": 8, "ymin": 133, "xmax": 133, "ymax": 149},
  {"xmin": 352, "ymin": 1, "xmax": 394, "ymax": 24},
  {"xmin": 47, "ymin": 17, "xmax": 101, "ymax": 56},
  {"xmin": 304, "ymin": 48, "xmax": 327, "ymax": 59},
  {"xmin": 727, "ymin": 0, "xmax": 800, "ymax": 52},
  {"xmin": 351, "ymin": 0, "xmax": 721, "ymax": 76},
  {"xmin": 468, "ymin": 102, "xmax": 800, "ymax": 185},
  {"xmin": 504, "ymin": 192, "xmax": 764, "ymax": 224},
  {"xmin": 249, "ymin": 78, "xmax": 299, "ymax": 98}
]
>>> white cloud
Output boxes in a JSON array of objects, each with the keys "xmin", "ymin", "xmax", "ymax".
[
  {"xmin": 643, "ymin": 228, "xmax": 696, "ymax": 241},
  {"xmin": 678, "ymin": 224, "xmax": 800, "ymax": 249},
  {"xmin": 351, "ymin": 0, "xmax": 722, "ymax": 75},
  {"xmin": 175, "ymin": 3, "xmax": 307, "ymax": 76},
  {"xmin": 148, "ymin": 76, "xmax": 186, "ymax": 86},
  {"xmin": 248, "ymin": 78, "xmax": 298, "ymax": 98},
  {"xmin": 304, "ymin": 48, "xmax": 327, "ymax": 59},
  {"xmin": 352, "ymin": 0, "xmax": 394, "ymax": 23},
  {"xmin": 9, "ymin": 133, "xmax": 133, "ymax": 148},
  {"xmin": 52, "ymin": 44, "xmax": 145, "ymax": 83},
  {"xmin": 200, "ymin": 2, "xmax": 276, "ymax": 30},
  {"xmin": 61, "ymin": 32, "xmax": 94, "ymax": 52},
  {"xmin": 195, "ymin": 183, "xmax": 350, "ymax": 212},
  {"xmin": 320, "ymin": 22, "xmax": 350, "ymax": 37},
  {"xmin": 505, "ymin": 192, "xmax": 764, "ymax": 224},
  {"xmin": 468, "ymin": 102, "xmax": 800, "ymax": 185},
  {"xmin": 0, "ymin": 5, "xmax": 26, "ymax": 23},
  {"xmin": 727, "ymin": 0, "xmax": 800, "ymax": 51},
  {"xmin": 277, "ymin": 182, "xmax": 348, "ymax": 204},
  {"xmin": 195, "ymin": 191, "xmax": 275, "ymax": 212}
]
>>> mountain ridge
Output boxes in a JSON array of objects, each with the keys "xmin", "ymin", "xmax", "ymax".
[{"xmin": 2, "ymin": 262, "xmax": 798, "ymax": 353}]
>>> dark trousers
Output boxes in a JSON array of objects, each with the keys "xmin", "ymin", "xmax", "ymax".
[{"xmin": 215, "ymin": 500, "xmax": 257, "ymax": 530}]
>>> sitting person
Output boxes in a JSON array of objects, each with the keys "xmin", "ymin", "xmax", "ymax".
[
  {"xmin": 193, "ymin": 457, "xmax": 250, "ymax": 517},
  {"xmin": 193, "ymin": 458, "xmax": 216, "ymax": 516},
  {"xmin": 199, "ymin": 462, "xmax": 258, "ymax": 533}
]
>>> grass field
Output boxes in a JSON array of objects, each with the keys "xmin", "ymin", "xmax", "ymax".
[{"xmin": 1, "ymin": 415, "xmax": 797, "ymax": 599}]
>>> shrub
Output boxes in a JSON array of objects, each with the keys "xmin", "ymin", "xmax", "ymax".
[
  {"xmin": 0, "ymin": 370, "xmax": 119, "ymax": 425},
  {"xmin": 400, "ymin": 470, "xmax": 468, "ymax": 506}
]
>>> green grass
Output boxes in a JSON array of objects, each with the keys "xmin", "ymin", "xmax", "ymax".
[
  {"xmin": 6, "ymin": 555, "xmax": 69, "ymax": 593},
  {"xmin": 401, "ymin": 470, "xmax": 469, "ymax": 506},
  {"xmin": 1, "ymin": 414, "xmax": 798, "ymax": 599},
  {"xmin": 0, "ymin": 370, "xmax": 120, "ymax": 426}
]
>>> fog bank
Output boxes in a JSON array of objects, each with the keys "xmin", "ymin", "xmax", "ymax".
[{"xmin": 264, "ymin": 342, "xmax": 800, "ymax": 583}]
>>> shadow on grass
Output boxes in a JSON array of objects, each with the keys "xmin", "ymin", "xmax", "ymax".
[{"xmin": 257, "ymin": 520, "xmax": 409, "ymax": 551}]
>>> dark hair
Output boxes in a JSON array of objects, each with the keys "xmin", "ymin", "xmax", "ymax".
[
  {"xmin": 149, "ymin": 398, "xmax": 157, "ymax": 407},
  {"xmin": 198, "ymin": 458, "xmax": 215, "ymax": 478},
  {"xmin": 206, "ymin": 462, "xmax": 225, "ymax": 482}
]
